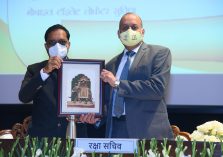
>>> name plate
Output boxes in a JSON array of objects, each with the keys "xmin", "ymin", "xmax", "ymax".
[{"xmin": 75, "ymin": 138, "xmax": 138, "ymax": 153}]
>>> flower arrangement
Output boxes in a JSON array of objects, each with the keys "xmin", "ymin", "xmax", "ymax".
[
  {"xmin": 1, "ymin": 136, "xmax": 223, "ymax": 157},
  {"xmin": 190, "ymin": 120, "xmax": 223, "ymax": 142},
  {"xmin": 0, "ymin": 137, "xmax": 74, "ymax": 157}
]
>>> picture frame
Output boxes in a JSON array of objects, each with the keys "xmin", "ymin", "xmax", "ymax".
[{"xmin": 58, "ymin": 59, "xmax": 105, "ymax": 116}]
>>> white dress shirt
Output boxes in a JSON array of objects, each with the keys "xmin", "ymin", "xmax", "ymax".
[{"xmin": 40, "ymin": 68, "xmax": 49, "ymax": 81}]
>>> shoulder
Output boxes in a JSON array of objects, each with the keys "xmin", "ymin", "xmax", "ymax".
[
  {"xmin": 141, "ymin": 42, "xmax": 170, "ymax": 54},
  {"xmin": 106, "ymin": 53, "xmax": 123, "ymax": 69},
  {"xmin": 27, "ymin": 60, "xmax": 48, "ymax": 71},
  {"xmin": 137, "ymin": 43, "xmax": 172, "ymax": 65}
]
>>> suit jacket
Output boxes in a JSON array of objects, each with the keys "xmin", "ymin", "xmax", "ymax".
[
  {"xmin": 19, "ymin": 60, "xmax": 87, "ymax": 138},
  {"xmin": 105, "ymin": 42, "xmax": 174, "ymax": 139}
]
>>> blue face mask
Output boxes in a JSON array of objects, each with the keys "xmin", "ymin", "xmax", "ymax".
[{"xmin": 48, "ymin": 43, "xmax": 68, "ymax": 58}]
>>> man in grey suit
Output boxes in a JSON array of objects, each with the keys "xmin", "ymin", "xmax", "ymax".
[{"xmin": 81, "ymin": 12, "xmax": 173, "ymax": 139}]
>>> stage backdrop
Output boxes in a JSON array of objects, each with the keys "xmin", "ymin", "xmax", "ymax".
[{"xmin": 0, "ymin": 0, "xmax": 223, "ymax": 105}]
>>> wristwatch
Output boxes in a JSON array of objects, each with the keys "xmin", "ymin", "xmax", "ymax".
[{"xmin": 114, "ymin": 80, "xmax": 120, "ymax": 88}]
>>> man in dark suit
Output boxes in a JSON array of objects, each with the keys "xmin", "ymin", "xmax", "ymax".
[
  {"xmin": 19, "ymin": 24, "xmax": 87, "ymax": 138},
  {"xmin": 81, "ymin": 12, "xmax": 173, "ymax": 139}
]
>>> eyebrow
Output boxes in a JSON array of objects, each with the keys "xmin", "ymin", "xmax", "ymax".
[{"xmin": 121, "ymin": 24, "xmax": 139, "ymax": 28}]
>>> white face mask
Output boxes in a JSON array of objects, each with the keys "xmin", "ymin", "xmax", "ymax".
[
  {"xmin": 119, "ymin": 28, "xmax": 143, "ymax": 47},
  {"xmin": 48, "ymin": 43, "xmax": 68, "ymax": 59}
]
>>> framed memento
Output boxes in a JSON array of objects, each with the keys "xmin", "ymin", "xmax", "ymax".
[{"xmin": 58, "ymin": 59, "xmax": 105, "ymax": 116}]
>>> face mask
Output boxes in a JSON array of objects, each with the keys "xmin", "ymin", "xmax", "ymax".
[
  {"xmin": 48, "ymin": 43, "xmax": 68, "ymax": 59},
  {"xmin": 119, "ymin": 28, "xmax": 143, "ymax": 47}
]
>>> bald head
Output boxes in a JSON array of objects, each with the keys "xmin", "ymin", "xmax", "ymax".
[{"xmin": 119, "ymin": 12, "xmax": 143, "ymax": 30}]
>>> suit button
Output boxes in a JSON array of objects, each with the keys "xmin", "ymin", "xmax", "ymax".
[{"xmin": 57, "ymin": 123, "xmax": 61, "ymax": 127}]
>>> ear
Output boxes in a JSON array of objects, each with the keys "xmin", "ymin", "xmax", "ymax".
[
  {"xmin": 66, "ymin": 42, "xmax": 71, "ymax": 55},
  {"xmin": 141, "ymin": 28, "xmax": 145, "ymax": 36},
  {"xmin": 117, "ymin": 30, "xmax": 120, "ymax": 38},
  {"xmin": 67, "ymin": 41, "xmax": 71, "ymax": 49},
  {"xmin": 44, "ymin": 43, "xmax": 50, "ymax": 57},
  {"xmin": 44, "ymin": 43, "xmax": 47, "ymax": 50}
]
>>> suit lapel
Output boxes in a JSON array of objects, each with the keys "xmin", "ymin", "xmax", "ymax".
[
  {"xmin": 108, "ymin": 52, "xmax": 124, "ymax": 109},
  {"xmin": 129, "ymin": 43, "xmax": 149, "ymax": 75},
  {"xmin": 112, "ymin": 52, "xmax": 124, "ymax": 75}
]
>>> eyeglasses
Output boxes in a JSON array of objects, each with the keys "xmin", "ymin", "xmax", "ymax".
[{"xmin": 46, "ymin": 40, "xmax": 68, "ymax": 47}]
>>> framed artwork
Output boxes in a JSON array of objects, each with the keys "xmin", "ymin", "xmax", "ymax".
[{"xmin": 58, "ymin": 59, "xmax": 105, "ymax": 116}]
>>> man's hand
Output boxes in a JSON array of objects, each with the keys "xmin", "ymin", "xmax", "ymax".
[
  {"xmin": 43, "ymin": 56, "xmax": 63, "ymax": 73},
  {"xmin": 100, "ymin": 69, "xmax": 116, "ymax": 87},
  {"xmin": 79, "ymin": 113, "xmax": 100, "ymax": 124}
]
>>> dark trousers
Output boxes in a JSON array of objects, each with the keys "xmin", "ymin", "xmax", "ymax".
[
  {"xmin": 111, "ymin": 116, "xmax": 129, "ymax": 138},
  {"xmin": 76, "ymin": 123, "xmax": 88, "ymax": 138}
]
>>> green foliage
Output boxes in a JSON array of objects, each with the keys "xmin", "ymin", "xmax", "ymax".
[
  {"xmin": 149, "ymin": 138, "xmax": 160, "ymax": 156},
  {"xmin": 161, "ymin": 138, "xmax": 171, "ymax": 156},
  {"xmin": 221, "ymin": 139, "xmax": 223, "ymax": 156},
  {"xmin": 8, "ymin": 138, "xmax": 19, "ymax": 157},
  {"xmin": 1, "ymin": 137, "xmax": 73, "ymax": 157},
  {"xmin": 66, "ymin": 138, "xmax": 73, "ymax": 157},
  {"xmin": 0, "ymin": 148, "xmax": 4, "ymax": 157},
  {"xmin": 0, "ymin": 142, "xmax": 3, "ymax": 157},
  {"xmin": 111, "ymin": 154, "xmax": 123, "ymax": 157},
  {"xmin": 20, "ymin": 136, "xmax": 29, "ymax": 157},
  {"xmin": 200, "ymin": 140, "xmax": 207, "ymax": 157},
  {"xmin": 191, "ymin": 140, "xmax": 197, "ymax": 157},
  {"xmin": 175, "ymin": 136, "xmax": 187, "ymax": 157},
  {"xmin": 135, "ymin": 139, "xmax": 141, "ymax": 157},
  {"xmin": 41, "ymin": 137, "xmax": 49, "ymax": 157},
  {"xmin": 207, "ymin": 141, "xmax": 216, "ymax": 157},
  {"xmin": 141, "ymin": 139, "xmax": 146, "ymax": 157},
  {"xmin": 1, "ymin": 138, "xmax": 222, "ymax": 156}
]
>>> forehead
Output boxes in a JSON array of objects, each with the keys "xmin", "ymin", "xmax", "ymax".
[
  {"xmin": 47, "ymin": 29, "xmax": 67, "ymax": 41},
  {"xmin": 120, "ymin": 14, "xmax": 142, "ymax": 27}
]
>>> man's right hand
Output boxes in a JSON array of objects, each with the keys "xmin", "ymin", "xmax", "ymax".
[
  {"xmin": 79, "ymin": 113, "xmax": 101, "ymax": 124},
  {"xmin": 43, "ymin": 56, "xmax": 63, "ymax": 73}
]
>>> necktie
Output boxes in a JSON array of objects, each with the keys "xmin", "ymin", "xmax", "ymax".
[{"xmin": 113, "ymin": 51, "xmax": 135, "ymax": 117}]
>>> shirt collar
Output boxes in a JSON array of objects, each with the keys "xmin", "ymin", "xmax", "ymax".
[{"xmin": 123, "ymin": 42, "xmax": 142, "ymax": 55}]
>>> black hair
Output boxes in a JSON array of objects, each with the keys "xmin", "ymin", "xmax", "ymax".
[{"xmin": 44, "ymin": 24, "xmax": 70, "ymax": 41}]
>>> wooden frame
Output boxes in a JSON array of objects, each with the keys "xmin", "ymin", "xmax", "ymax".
[{"xmin": 58, "ymin": 59, "xmax": 104, "ymax": 116}]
